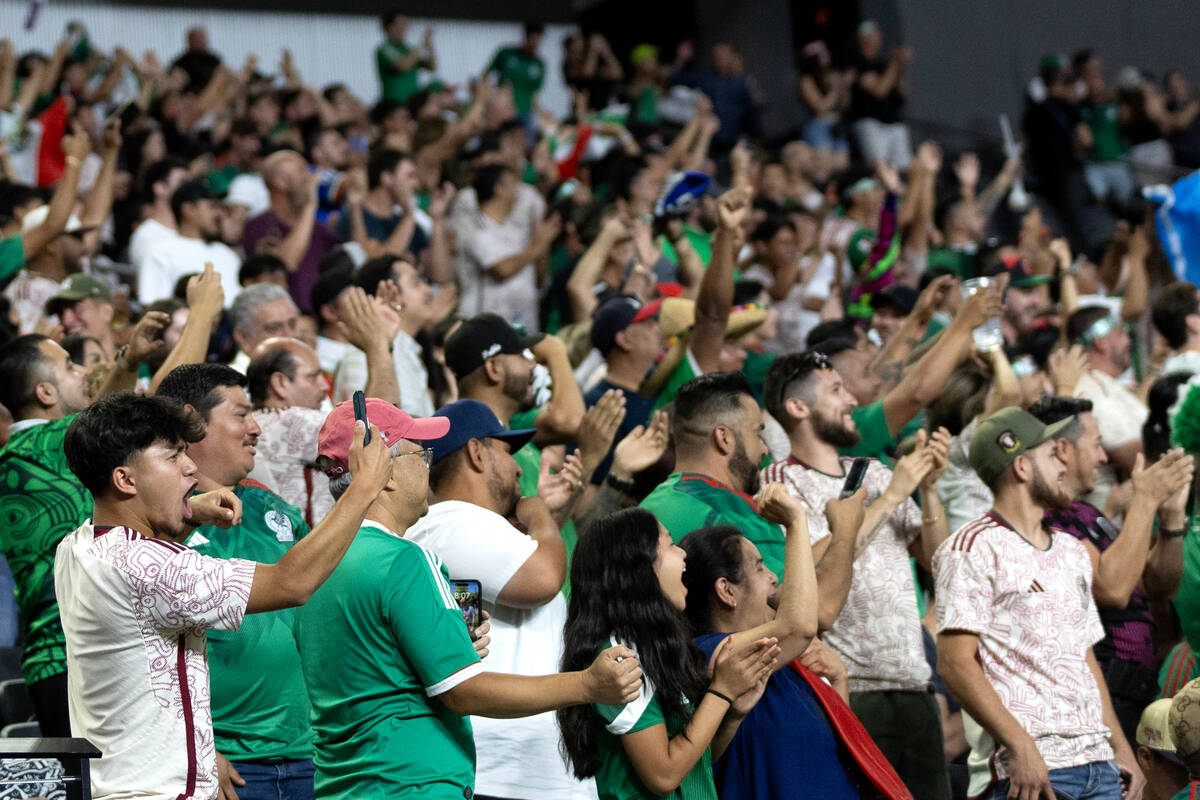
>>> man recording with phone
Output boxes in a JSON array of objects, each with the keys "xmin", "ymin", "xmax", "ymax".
[
  {"xmin": 404, "ymin": 397, "xmax": 596, "ymax": 800},
  {"xmin": 296, "ymin": 397, "xmax": 642, "ymax": 799},
  {"xmin": 761, "ymin": 350, "xmax": 954, "ymax": 800}
]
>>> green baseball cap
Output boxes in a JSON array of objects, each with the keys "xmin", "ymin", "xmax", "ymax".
[
  {"xmin": 968, "ymin": 406, "xmax": 1074, "ymax": 485},
  {"xmin": 45, "ymin": 273, "xmax": 112, "ymax": 316}
]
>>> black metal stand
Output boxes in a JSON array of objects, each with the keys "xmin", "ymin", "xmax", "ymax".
[{"xmin": 0, "ymin": 738, "xmax": 100, "ymax": 800}]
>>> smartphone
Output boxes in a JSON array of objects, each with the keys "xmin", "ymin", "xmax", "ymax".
[
  {"xmin": 450, "ymin": 579, "xmax": 482, "ymax": 635},
  {"xmin": 840, "ymin": 458, "xmax": 869, "ymax": 499},
  {"xmin": 352, "ymin": 390, "xmax": 370, "ymax": 445}
]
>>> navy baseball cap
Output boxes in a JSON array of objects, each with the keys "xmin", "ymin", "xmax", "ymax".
[
  {"xmin": 873, "ymin": 285, "xmax": 918, "ymax": 315},
  {"xmin": 421, "ymin": 399, "xmax": 536, "ymax": 464},
  {"xmin": 590, "ymin": 295, "xmax": 663, "ymax": 356}
]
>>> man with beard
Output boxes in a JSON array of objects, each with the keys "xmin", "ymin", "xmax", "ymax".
[
  {"xmin": 405, "ymin": 398, "xmax": 598, "ymax": 800},
  {"xmin": 639, "ymin": 371, "xmax": 791, "ymax": 575},
  {"xmin": 445, "ymin": 313, "xmax": 585, "ymax": 498},
  {"xmin": 54, "ymin": 390, "xmax": 393, "ymax": 799},
  {"xmin": 1068, "ymin": 305, "xmax": 1149, "ymax": 511},
  {"xmin": 936, "ymin": 406, "xmax": 1145, "ymax": 800},
  {"xmin": 1030, "ymin": 396, "xmax": 1192, "ymax": 744},
  {"xmin": 137, "ymin": 180, "xmax": 242, "ymax": 305},
  {"xmin": 760, "ymin": 349, "xmax": 953, "ymax": 799}
]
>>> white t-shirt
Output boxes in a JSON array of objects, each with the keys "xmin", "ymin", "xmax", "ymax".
[
  {"xmin": 3, "ymin": 270, "xmax": 61, "ymax": 333},
  {"xmin": 55, "ymin": 521, "xmax": 256, "ymax": 800},
  {"xmin": 1073, "ymin": 369, "xmax": 1147, "ymax": 510},
  {"xmin": 760, "ymin": 456, "xmax": 931, "ymax": 692},
  {"xmin": 127, "ymin": 217, "xmax": 177, "ymax": 274},
  {"xmin": 331, "ymin": 330, "xmax": 433, "ymax": 416},
  {"xmin": 249, "ymin": 406, "xmax": 335, "ymax": 528},
  {"xmin": 934, "ymin": 512, "xmax": 1112, "ymax": 780},
  {"xmin": 138, "ymin": 235, "xmax": 241, "ymax": 306},
  {"xmin": 405, "ymin": 500, "xmax": 597, "ymax": 800}
]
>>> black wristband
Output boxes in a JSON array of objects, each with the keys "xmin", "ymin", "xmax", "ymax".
[
  {"xmin": 706, "ymin": 688, "xmax": 733, "ymax": 705},
  {"xmin": 606, "ymin": 473, "xmax": 636, "ymax": 494},
  {"xmin": 1161, "ymin": 526, "xmax": 1188, "ymax": 540}
]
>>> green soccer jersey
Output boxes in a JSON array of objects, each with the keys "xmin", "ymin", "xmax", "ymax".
[
  {"xmin": 377, "ymin": 39, "xmax": 420, "ymax": 104},
  {"xmin": 0, "ymin": 415, "xmax": 91, "ymax": 684},
  {"xmin": 487, "ymin": 46, "xmax": 545, "ymax": 115},
  {"xmin": 640, "ymin": 472, "xmax": 786, "ymax": 578},
  {"xmin": 0, "ymin": 235, "xmax": 24, "ymax": 285},
  {"xmin": 294, "ymin": 521, "xmax": 482, "ymax": 799},
  {"xmin": 189, "ymin": 480, "xmax": 313, "ymax": 762},
  {"xmin": 592, "ymin": 638, "xmax": 717, "ymax": 800}
]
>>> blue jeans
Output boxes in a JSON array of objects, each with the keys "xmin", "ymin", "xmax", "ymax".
[
  {"xmin": 986, "ymin": 760, "xmax": 1122, "ymax": 800},
  {"xmin": 229, "ymin": 759, "xmax": 315, "ymax": 800}
]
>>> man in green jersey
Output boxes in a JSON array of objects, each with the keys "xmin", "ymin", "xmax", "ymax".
[
  {"xmin": 485, "ymin": 23, "xmax": 546, "ymax": 121},
  {"xmin": 157, "ymin": 362, "xmax": 316, "ymax": 799},
  {"xmin": 639, "ymin": 371, "xmax": 789, "ymax": 576},
  {"xmin": 376, "ymin": 11, "xmax": 435, "ymax": 105},
  {"xmin": 0, "ymin": 317, "xmax": 169, "ymax": 735},
  {"xmin": 295, "ymin": 398, "xmax": 642, "ymax": 798}
]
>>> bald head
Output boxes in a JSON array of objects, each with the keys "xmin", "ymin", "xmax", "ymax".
[{"xmin": 246, "ymin": 337, "xmax": 326, "ymax": 410}]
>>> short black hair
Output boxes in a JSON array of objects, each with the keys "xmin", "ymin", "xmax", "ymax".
[
  {"xmin": 474, "ymin": 164, "xmax": 511, "ymax": 205},
  {"xmin": 1029, "ymin": 395, "xmax": 1093, "ymax": 442},
  {"xmin": 239, "ymin": 254, "xmax": 288, "ymax": 286},
  {"xmin": 524, "ymin": 21, "xmax": 545, "ymax": 36},
  {"xmin": 381, "ymin": 8, "xmax": 404, "ymax": 28},
  {"xmin": 750, "ymin": 215, "xmax": 795, "ymax": 244},
  {"xmin": 140, "ymin": 156, "xmax": 188, "ymax": 201},
  {"xmin": 310, "ymin": 263, "xmax": 356, "ymax": 316},
  {"xmin": 355, "ymin": 256, "xmax": 402, "ymax": 295},
  {"xmin": 1012, "ymin": 323, "xmax": 1061, "ymax": 370},
  {"xmin": 367, "ymin": 148, "xmax": 409, "ymax": 190},
  {"xmin": 62, "ymin": 334, "xmax": 102, "ymax": 366},
  {"xmin": 246, "ymin": 344, "xmax": 299, "ymax": 407},
  {"xmin": 0, "ymin": 334, "xmax": 52, "ymax": 416},
  {"xmin": 156, "ymin": 363, "xmax": 248, "ymax": 423},
  {"xmin": 763, "ymin": 351, "xmax": 831, "ymax": 432},
  {"xmin": 810, "ymin": 336, "xmax": 857, "ymax": 360},
  {"xmin": 671, "ymin": 371, "xmax": 755, "ymax": 449},
  {"xmin": 1065, "ymin": 305, "xmax": 1112, "ymax": 348},
  {"xmin": 1152, "ymin": 282, "xmax": 1200, "ymax": 350},
  {"xmin": 805, "ymin": 319, "xmax": 855, "ymax": 349},
  {"xmin": 65, "ymin": 392, "xmax": 205, "ymax": 495}
]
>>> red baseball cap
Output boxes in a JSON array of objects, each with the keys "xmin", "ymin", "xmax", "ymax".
[{"xmin": 317, "ymin": 398, "xmax": 451, "ymax": 475}]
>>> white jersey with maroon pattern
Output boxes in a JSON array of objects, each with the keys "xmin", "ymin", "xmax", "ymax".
[
  {"xmin": 54, "ymin": 522, "xmax": 256, "ymax": 800},
  {"xmin": 934, "ymin": 511, "xmax": 1112, "ymax": 781},
  {"xmin": 761, "ymin": 456, "xmax": 931, "ymax": 693}
]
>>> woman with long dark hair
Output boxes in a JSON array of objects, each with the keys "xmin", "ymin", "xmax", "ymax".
[
  {"xmin": 559, "ymin": 507, "xmax": 781, "ymax": 799},
  {"xmin": 679, "ymin": 489, "xmax": 913, "ymax": 800}
]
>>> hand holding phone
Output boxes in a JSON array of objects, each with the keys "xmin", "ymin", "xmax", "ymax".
[
  {"xmin": 352, "ymin": 390, "xmax": 371, "ymax": 446},
  {"xmin": 840, "ymin": 458, "xmax": 869, "ymax": 500},
  {"xmin": 451, "ymin": 579, "xmax": 482, "ymax": 635}
]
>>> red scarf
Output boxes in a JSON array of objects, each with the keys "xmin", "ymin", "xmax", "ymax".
[{"xmin": 788, "ymin": 659, "xmax": 913, "ymax": 800}]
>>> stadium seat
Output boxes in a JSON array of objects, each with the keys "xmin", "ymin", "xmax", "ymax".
[
  {"xmin": 0, "ymin": 679, "xmax": 34, "ymax": 726},
  {"xmin": 0, "ymin": 720, "xmax": 40, "ymax": 737}
]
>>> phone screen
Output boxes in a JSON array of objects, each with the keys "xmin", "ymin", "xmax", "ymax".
[
  {"xmin": 840, "ymin": 458, "xmax": 869, "ymax": 499},
  {"xmin": 450, "ymin": 579, "xmax": 482, "ymax": 634}
]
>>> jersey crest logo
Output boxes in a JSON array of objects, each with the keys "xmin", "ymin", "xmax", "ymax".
[{"xmin": 265, "ymin": 509, "xmax": 294, "ymax": 542}]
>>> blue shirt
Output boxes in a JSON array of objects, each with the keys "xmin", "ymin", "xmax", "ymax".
[
  {"xmin": 583, "ymin": 380, "xmax": 656, "ymax": 484},
  {"xmin": 693, "ymin": 633, "xmax": 861, "ymax": 800}
]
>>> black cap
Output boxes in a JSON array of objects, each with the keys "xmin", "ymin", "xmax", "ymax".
[
  {"xmin": 873, "ymin": 285, "xmax": 918, "ymax": 315},
  {"xmin": 170, "ymin": 179, "xmax": 222, "ymax": 221},
  {"xmin": 590, "ymin": 296, "xmax": 663, "ymax": 356},
  {"xmin": 444, "ymin": 314, "xmax": 544, "ymax": 378}
]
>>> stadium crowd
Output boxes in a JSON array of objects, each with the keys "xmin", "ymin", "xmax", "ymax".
[{"xmin": 4, "ymin": 9, "xmax": 1200, "ymax": 800}]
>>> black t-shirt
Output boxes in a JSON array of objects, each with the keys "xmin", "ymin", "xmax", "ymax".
[
  {"xmin": 582, "ymin": 379, "xmax": 656, "ymax": 484},
  {"xmin": 1169, "ymin": 99, "xmax": 1200, "ymax": 168},
  {"xmin": 849, "ymin": 55, "xmax": 904, "ymax": 124}
]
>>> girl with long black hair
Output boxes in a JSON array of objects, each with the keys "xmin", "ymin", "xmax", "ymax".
[{"xmin": 559, "ymin": 507, "xmax": 780, "ymax": 799}]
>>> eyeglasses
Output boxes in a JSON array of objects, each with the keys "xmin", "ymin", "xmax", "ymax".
[{"xmin": 397, "ymin": 447, "xmax": 434, "ymax": 467}]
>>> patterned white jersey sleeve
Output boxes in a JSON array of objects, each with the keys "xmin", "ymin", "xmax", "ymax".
[{"xmin": 124, "ymin": 536, "xmax": 256, "ymax": 633}]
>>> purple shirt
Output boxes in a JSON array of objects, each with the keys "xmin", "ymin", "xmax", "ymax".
[
  {"xmin": 1044, "ymin": 500, "xmax": 1156, "ymax": 670},
  {"xmin": 241, "ymin": 210, "xmax": 341, "ymax": 312}
]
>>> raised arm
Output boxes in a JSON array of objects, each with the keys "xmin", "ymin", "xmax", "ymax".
[
  {"xmin": 567, "ymin": 215, "xmax": 626, "ymax": 321},
  {"xmin": 82, "ymin": 120, "xmax": 121, "ymax": 229},
  {"xmin": 692, "ymin": 189, "xmax": 746, "ymax": 373},
  {"xmin": 246, "ymin": 421, "xmax": 392, "ymax": 612},
  {"xmin": 530, "ymin": 334, "xmax": 586, "ymax": 445},
  {"xmin": 275, "ymin": 173, "xmax": 321, "ymax": 273},
  {"xmin": 149, "ymin": 263, "xmax": 225, "ymax": 392},
  {"xmin": 20, "ymin": 126, "xmax": 89, "ymax": 262},
  {"xmin": 496, "ymin": 496, "xmax": 567, "ymax": 608},
  {"xmin": 337, "ymin": 286, "xmax": 401, "ymax": 406}
]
